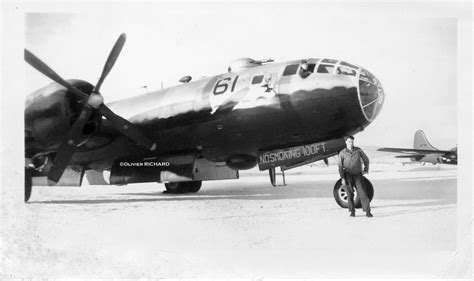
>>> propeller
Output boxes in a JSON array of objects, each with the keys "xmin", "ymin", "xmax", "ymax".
[{"xmin": 25, "ymin": 33, "xmax": 156, "ymax": 183}]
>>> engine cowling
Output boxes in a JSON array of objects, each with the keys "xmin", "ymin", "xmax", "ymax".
[{"xmin": 25, "ymin": 79, "xmax": 101, "ymax": 157}]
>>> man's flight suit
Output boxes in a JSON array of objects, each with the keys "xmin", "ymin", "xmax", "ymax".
[{"xmin": 337, "ymin": 147, "xmax": 370, "ymax": 212}]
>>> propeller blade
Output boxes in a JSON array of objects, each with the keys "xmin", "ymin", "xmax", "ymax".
[
  {"xmin": 28, "ymin": 34, "xmax": 154, "ymax": 182},
  {"xmin": 47, "ymin": 106, "xmax": 93, "ymax": 182},
  {"xmin": 24, "ymin": 49, "xmax": 88, "ymax": 99},
  {"xmin": 94, "ymin": 33, "xmax": 126, "ymax": 92},
  {"xmin": 98, "ymin": 104, "xmax": 156, "ymax": 150}
]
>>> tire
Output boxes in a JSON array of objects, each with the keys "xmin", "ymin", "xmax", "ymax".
[
  {"xmin": 25, "ymin": 168, "xmax": 32, "ymax": 203},
  {"xmin": 184, "ymin": 181, "xmax": 202, "ymax": 193},
  {"xmin": 333, "ymin": 176, "xmax": 374, "ymax": 209},
  {"xmin": 164, "ymin": 182, "xmax": 187, "ymax": 194},
  {"xmin": 164, "ymin": 181, "xmax": 202, "ymax": 194}
]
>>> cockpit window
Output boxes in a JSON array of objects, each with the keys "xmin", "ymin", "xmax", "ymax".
[
  {"xmin": 317, "ymin": 64, "xmax": 335, "ymax": 74},
  {"xmin": 251, "ymin": 75, "xmax": 264, "ymax": 84},
  {"xmin": 322, "ymin": 58, "xmax": 338, "ymax": 64},
  {"xmin": 359, "ymin": 81, "xmax": 378, "ymax": 105},
  {"xmin": 300, "ymin": 63, "xmax": 316, "ymax": 73},
  {"xmin": 360, "ymin": 69, "xmax": 378, "ymax": 85},
  {"xmin": 359, "ymin": 68, "xmax": 383, "ymax": 121},
  {"xmin": 336, "ymin": 65, "xmax": 357, "ymax": 76},
  {"xmin": 283, "ymin": 64, "xmax": 299, "ymax": 76},
  {"xmin": 340, "ymin": 61, "xmax": 359, "ymax": 69},
  {"xmin": 298, "ymin": 63, "xmax": 316, "ymax": 78},
  {"xmin": 359, "ymin": 80, "xmax": 380, "ymax": 120}
]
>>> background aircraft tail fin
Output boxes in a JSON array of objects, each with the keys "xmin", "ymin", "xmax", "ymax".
[{"xmin": 414, "ymin": 130, "xmax": 437, "ymax": 150}]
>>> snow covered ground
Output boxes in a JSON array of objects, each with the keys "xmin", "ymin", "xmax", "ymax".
[{"xmin": 1, "ymin": 163, "xmax": 464, "ymax": 278}]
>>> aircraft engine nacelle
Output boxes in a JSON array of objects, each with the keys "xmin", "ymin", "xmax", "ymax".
[
  {"xmin": 25, "ymin": 80, "xmax": 101, "ymax": 156},
  {"xmin": 225, "ymin": 154, "xmax": 257, "ymax": 170}
]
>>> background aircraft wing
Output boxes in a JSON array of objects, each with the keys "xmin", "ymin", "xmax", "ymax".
[
  {"xmin": 393, "ymin": 154, "xmax": 426, "ymax": 161},
  {"xmin": 377, "ymin": 147, "xmax": 453, "ymax": 154}
]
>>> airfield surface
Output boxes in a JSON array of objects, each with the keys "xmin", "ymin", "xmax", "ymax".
[{"xmin": 1, "ymin": 163, "xmax": 461, "ymax": 278}]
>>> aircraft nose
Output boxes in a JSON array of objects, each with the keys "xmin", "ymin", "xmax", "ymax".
[{"xmin": 358, "ymin": 68, "xmax": 384, "ymax": 121}]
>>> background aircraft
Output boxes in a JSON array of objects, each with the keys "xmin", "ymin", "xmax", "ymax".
[
  {"xmin": 377, "ymin": 130, "xmax": 457, "ymax": 165},
  {"xmin": 25, "ymin": 34, "xmax": 385, "ymax": 207}
]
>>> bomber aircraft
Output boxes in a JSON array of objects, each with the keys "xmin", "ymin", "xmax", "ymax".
[
  {"xmin": 25, "ymin": 34, "xmax": 385, "ymax": 208},
  {"xmin": 378, "ymin": 130, "xmax": 457, "ymax": 165}
]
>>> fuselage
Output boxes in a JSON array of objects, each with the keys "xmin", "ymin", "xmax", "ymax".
[
  {"xmin": 416, "ymin": 148, "xmax": 458, "ymax": 165},
  {"xmin": 106, "ymin": 58, "xmax": 385, "ymax": 162},
  {"xmin": 26, "ymin": 58, "xmax": 385, "ymax": 167}
]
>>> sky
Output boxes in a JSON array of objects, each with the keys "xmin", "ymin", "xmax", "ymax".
[{"xmin": 22, "ymin": 2, "xmax": 460, "ymax": 148}]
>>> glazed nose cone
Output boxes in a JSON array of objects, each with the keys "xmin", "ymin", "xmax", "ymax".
[{"xmin": 358, "ymin": 68, "xmax": 384, "ymax": 121}]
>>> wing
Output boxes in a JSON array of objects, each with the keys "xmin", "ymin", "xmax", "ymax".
[
  {"xmin": 377, "ymin": 147, "xmax": 453, "ymax": 154},
  {"xmin": 393, "ymin": 154, "xmax": 426, "ymax": 161}
]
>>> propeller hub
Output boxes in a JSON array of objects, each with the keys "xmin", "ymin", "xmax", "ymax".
[{"xmin": 87, "ymin": 93, "xmax": 104, "ymax": 108}]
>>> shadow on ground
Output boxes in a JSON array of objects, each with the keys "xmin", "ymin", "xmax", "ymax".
[{"xmin": 31, "ymin": 176, "xmax": 456, "ymax": 206}]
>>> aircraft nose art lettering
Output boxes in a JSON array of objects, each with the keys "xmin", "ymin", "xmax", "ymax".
[
  {"xmin": 258, "ymin": 138, "xmax": 346, "ymax": 170},
  {"xmin": 25, "ymin": 36, "xmax": 385, "ymax": 203}
]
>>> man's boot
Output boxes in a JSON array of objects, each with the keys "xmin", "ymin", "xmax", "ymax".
[
  {"xmin": 366, "ymin": 211, "xmax": 373, "ymax": 217},
  {"xmin": 350, "ymin": 211, "xmax": 355, "ymax": 217}
]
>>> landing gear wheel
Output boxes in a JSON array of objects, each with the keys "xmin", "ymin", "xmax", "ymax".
[
  {"xmin": 164, "ymin": 181, "xmax": 202, "ymax": 194},
  {"xmin": 25, "ymin": 167, "xmax": 32, "ymax": 203},
  {"xmin": 184, "ymin": 181, "xmax": 202, "ymax": 193},
  {"xmin": 333, "ymin": 176, "xmax": 374, "ymax": 209},
  {"xmin": 164, "ymin": 182, "xmax": 187, "ymax": 194}
]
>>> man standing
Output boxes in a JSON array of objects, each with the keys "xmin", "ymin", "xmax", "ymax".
[{"xmin": 338, "ymin": 136, "xmax": 372, "ymax": 217}]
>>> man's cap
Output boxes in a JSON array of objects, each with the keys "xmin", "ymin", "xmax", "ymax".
[{"xmin": 345, "ymin": 135, "xmax": 354, "ymax": 141}]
